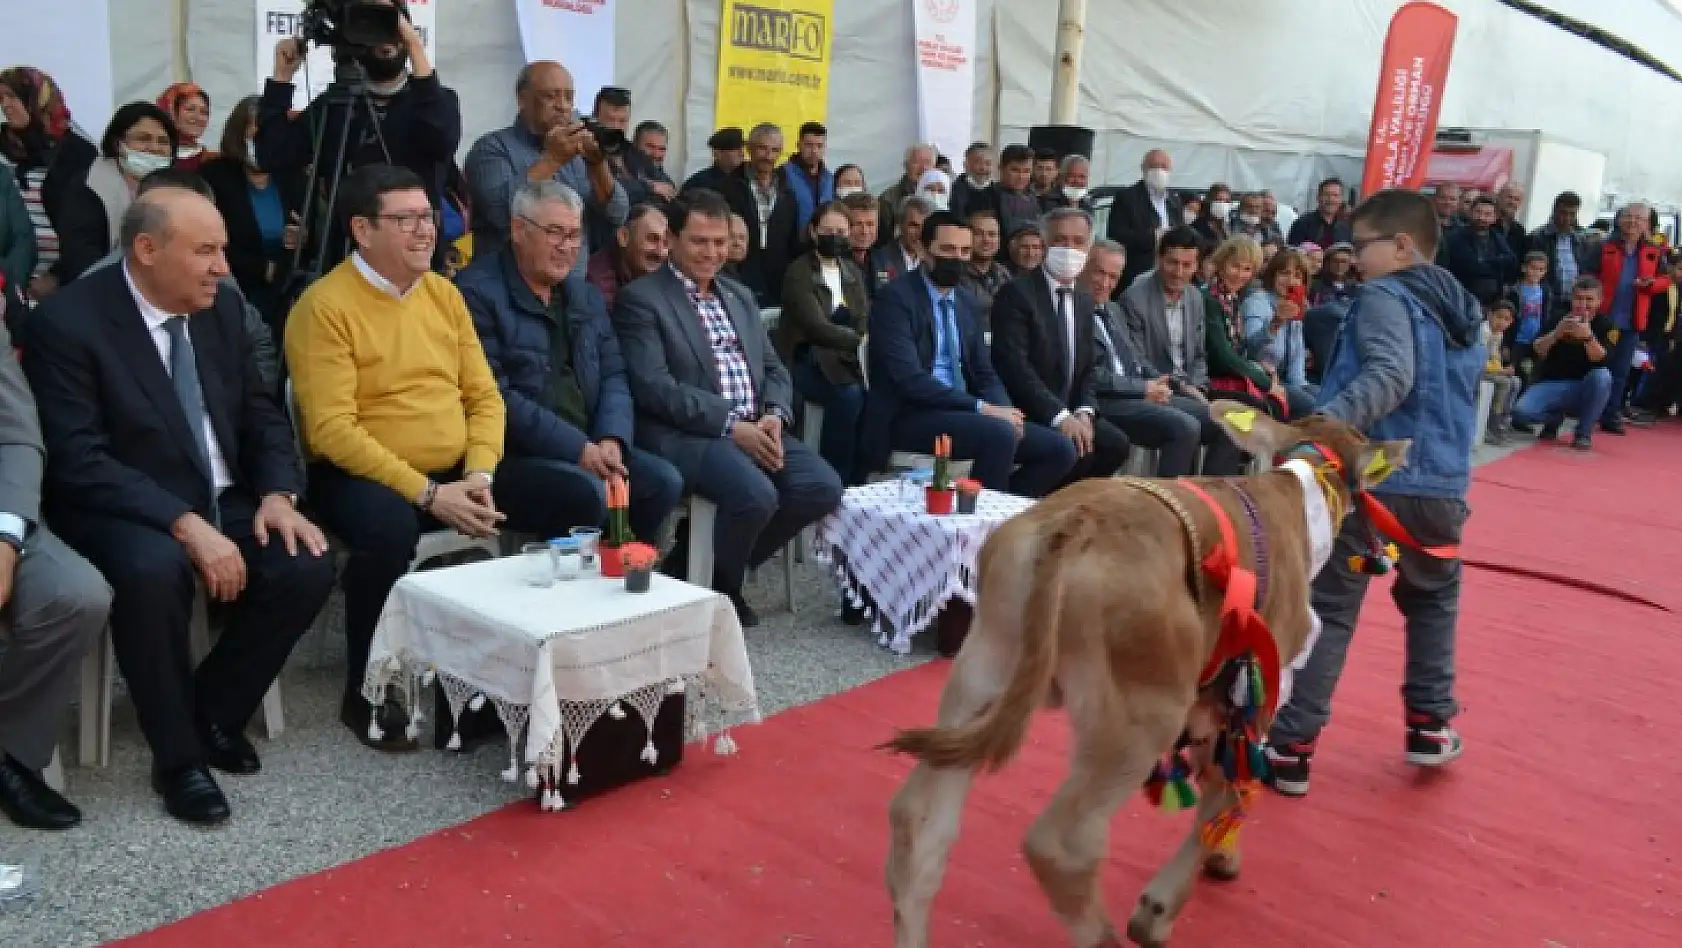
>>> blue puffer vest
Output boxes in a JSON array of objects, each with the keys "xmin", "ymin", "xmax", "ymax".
[{"xmin": 1317, "ymin": 276, "xmax": 1485, "ymax": 499}]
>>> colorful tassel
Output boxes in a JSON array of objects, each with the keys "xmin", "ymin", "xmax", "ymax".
[{"xmin": 1144, "ymin": 750, "xmax": 1198, "ymax": 813}]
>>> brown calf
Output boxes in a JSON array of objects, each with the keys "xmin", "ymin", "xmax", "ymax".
[{"xmin": 883, "ymin": 403, "xmax": 1409, "ymax": 948}]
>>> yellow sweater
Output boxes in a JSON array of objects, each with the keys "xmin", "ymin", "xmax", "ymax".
[{"xmin": 285, "ymin": 260, "xmax": 505, "ymax": 502}]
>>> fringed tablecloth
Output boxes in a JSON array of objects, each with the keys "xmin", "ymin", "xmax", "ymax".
[
  {"xmin": 363, "ymin": 557, "xmax": 759, "ymax": 809},
  {"xmin": 812, "ymin": 481, "xmax": 1034, "ymax": 654}
]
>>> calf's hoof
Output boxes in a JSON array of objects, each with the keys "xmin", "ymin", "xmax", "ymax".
[
  {"xmin": 1202, "ymin": 848, "xmax": 1242, "ymax": 882},
  {"xmin": 1126, "ymin": 894, "xmax": 1173, "ymax": 947}
]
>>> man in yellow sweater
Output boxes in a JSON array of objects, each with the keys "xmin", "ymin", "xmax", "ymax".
[{"xmin": 287, "ymin": 165, "xmax": 576, "ymax": 751}]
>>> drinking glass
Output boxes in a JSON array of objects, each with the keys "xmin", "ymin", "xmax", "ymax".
[
  {"xmin": 570, "ymin": 527, "xmax": 602, "ymax": 571},
  {"xmin": 550, "ymin": 537, "xmax": 582, "ymax": 581},
  {"xmin": 521, "ymin": 542, "xmax": 555, "ymax": 587}
]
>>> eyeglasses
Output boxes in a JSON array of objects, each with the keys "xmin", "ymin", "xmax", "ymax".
[
  {"xmin": 518, "ymin": 215, "xmax": 583, "ymax": 246},
  {"xmin": 1351, "ymin": 233, "xmax": 1398, "ymax": 253},
  {"xmin": 373, "ymin": 211, "xmax": 439, "ymax": 234}
]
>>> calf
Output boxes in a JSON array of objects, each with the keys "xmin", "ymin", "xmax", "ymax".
[{"xmin": 883, "ymin": 403, "xmax": 1409, "ymax": 948}]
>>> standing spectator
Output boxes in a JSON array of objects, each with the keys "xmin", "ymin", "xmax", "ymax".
[
  {"xmin": 1106, "ymin": 149, "xmax": 1181, "ymax": 292},
  {"xmin": 775, "ymin": 202, "xmax": 870, "ymax": 483},
  {"xmin": 1266, "ymin": 189, "xmax": 1485, "ymax": 797},
  {"xmin": 989, "ymin": 208, "xmax": 1130, "ymax": 483},
  {"xmin": 465, "ymin": 61, "xmax": 623, "ymax": 269},
  {"xmin": 1030, "ymin": 149, "xmax": 1059, "ymax": 200},
  {"xmin": 25, "ymin": 188, "xmax": 333, "ymax": 824},
  {"xmin": 156, "ymin": 83, "xmax": 213, "ymax": 172},
  {"xmin": 860, "ymin": 211, "xmax": 1075, "ymax": 496},
  {"xmin": 991, "ymin": 145, "xmax": 1044, "ymax": 245},
  {"xmin": 840, "ymin": 191, "xmax": 881, "ymax": 297},
  {"xmin": 1502, "ymin": 250, "xmax": 1554, "ymax": 386},
  {"xmin": 1, "ymin": 67, "xmax": 98, "ymax": 301},
  {"xmin": 1431, "ymin": 182, "xmax": 1464, "ymax": 229},
  {"xmin": 620, "ymin": 120, "xmax": 677, "ymax": 206},
  {"xmin": 833, "ymin": 163, "xmax": 866, "ymax": 199},
  {"xmin": 1193, "ymin": 183, "xmax": 1234, "ymax": 247},
  {"xmin": 51, "ymin": 102, "xmax": 177, "ymax": 283},
  {"xmin": 869, "ymin": 195, "xmax": 930, "ymax": 294},
  {"xmin": 1287, "ymin": 177, "xmax": 1353, "ymax": 249},
  {"xmin": 875, "ymin": 142, "xmax": 937, "ymax": 249},
  {"xmin": 1528, "ymin": 191, "xmax": 1594, "ymax": 315},
  {"xmin": 1239, "ymin": 248, "xmax": 1316, "ymax": 417},
  {"xmin": 781, "ymin": 121, "xmax": 833, "ymax": 235},
  {"xmin": 914, "ymin": 168, "xmax": 951, "ymax": 211},
  {"xmin": 961, "ymin": 208, "xmax": 1012, "ymax": 330},
  {"xmin": 614, "ymin": 190, "xmax": 843, "ymax": 626},
  {"xmin": 1495, "ymin": 183, "xmax": 1527, "ymax": 252},
  {"xmin": 682, "ymin": 127, "xmax": 745, "ymax": 195},
  {"xmin": 1593, "ymin": 203, "xmax": 1670, "ymax": 434},
  {"xmin": 719, "ymin": 124, "xmax": 799, "ymax": 305},
  {"xmin": 949, "ymin": 142, "xmax": 995, "ymax": 220},
  {"xmin": 259, "ymin": 2, "xmax": 462, "ymax": 265},
  {"xmin": 456, "ymin": 180, "xmax": 683, "ymax": 548},
  {"xmin": 590, "ymin": 85, "xmax": 631, "ymax": 132},
  {"xmin": 1050, "ymin": 154, "xmax": 1093, "ymax": 212},
  {"xmin": 1511, "ymin": 277, "xmax": 1613, "ymax": 450},
  {"xmin": 1443, "ymin": 195, "xmax": 1519, "ymax": 307},
  {"xmin": 199, "ymin": 95, "xmax": 303, "ymax": 331},
  {"xmin": 584, "ymin": 202, "xmax": 668, "ymax": 312}
]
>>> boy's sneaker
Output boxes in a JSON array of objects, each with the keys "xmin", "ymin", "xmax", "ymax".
[
  {"xmin": 1404, "ymin": 711, "xmax": 1464, "ymax": 767},
  {"xmin": 1537, "ymin": 418, "xmax": 1562, "ymax": 442},
  {"xmin": 1263, "ymin": 741, "xmax": 1315, "ymax": 797},
  {"xmin": 1571, "ymin": 435, "xmax": 1593, "ymax": 452}
]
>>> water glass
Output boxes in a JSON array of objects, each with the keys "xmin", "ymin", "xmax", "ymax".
[
  {"xmin": 521, "ymin": 542, "xmax": 555, "ymax": 587},
  {"xmin": 550, "ymin": 537, "xmax": 582, "ymax": 581},
  {"xmin": 570, "ymin": 527, "xmax": 602, "ymax": 571}
]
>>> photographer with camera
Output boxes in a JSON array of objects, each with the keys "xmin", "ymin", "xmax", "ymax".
[
  {"xmin": 464, "ymin": 62, "xmax": 628, "ymax": 275},
  {"xmin": 255, "ymin": 0, "xmax": 461, "ymax": 269}
]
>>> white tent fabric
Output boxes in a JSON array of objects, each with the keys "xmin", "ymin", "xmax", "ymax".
[{"xmin": 17, "ymin": 0, "xmax": 1681, "ymax": 211}]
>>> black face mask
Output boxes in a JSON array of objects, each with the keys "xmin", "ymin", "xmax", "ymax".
[
  {"xmin": 360, "ymin": 47, "xmax": 410, "ymax": 83},
  {"xmin": 928, "ymin": 255, "xmax": 966, "ymax": 289},
  {"xmin": 815, "ymin": 233, "xmax": 848, "ymax": 260}
]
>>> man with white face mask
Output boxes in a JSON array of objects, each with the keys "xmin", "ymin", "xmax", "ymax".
[
  {"xmin": 914, "ymin": 168, "xmax": 951, "ymax": 211},
  {"xmin": 1104, "ymin": 148, "xmax": 1183, "ymax": 294},
  {"xmin": 1052, "ymin": 154, "xmax": 1094, "ymax": 212},
  {"xmin": 989, "ymin": 207, "xmax": 1129, "ymax": 484}
]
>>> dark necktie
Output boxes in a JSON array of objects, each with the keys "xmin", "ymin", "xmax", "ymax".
[{"xmin": 164, "ymin": 317, "xmax": 219, "ymax": 520}]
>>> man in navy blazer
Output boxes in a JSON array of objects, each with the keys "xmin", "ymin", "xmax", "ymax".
[
  {"xmin": 862, "ymin": 211, "xmax": 1076, "ymax": 496},
  {"xmin": 457, "ymin": 180, "xmax": 683, "ymax": 543}
]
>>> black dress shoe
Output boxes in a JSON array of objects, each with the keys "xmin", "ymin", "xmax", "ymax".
[
  {"xmin": 0, "ymin": 753, "xmax": 82, "ymax": 830},
  {"xmin": 151, "ymin": 765, "xmax": 231, "ymax": 826},
  {"xmin": 201, "ymin": 724, "xmax": 261, "ymax": 775}
]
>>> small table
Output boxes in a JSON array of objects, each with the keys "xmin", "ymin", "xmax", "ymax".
[
  {"xmin": 363, "ymin": 556, "xmax": 760, "ymax": 808},
  {"xmin": 813, "ymin": 481, "xmax": 1034, "ymax": 655}
]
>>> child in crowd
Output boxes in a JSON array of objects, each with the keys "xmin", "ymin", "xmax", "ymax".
[
  {"xmin": 1483, "ymin": 301, "xmax": 1520, "ymax": 444},
  {"xmin": 1503, "ymin": 250, "xmax": 1553, "ymax": 389}
]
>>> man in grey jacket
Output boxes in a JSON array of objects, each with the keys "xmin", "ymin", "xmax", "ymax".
[{"xmin": 0, "ymin": 298, "xmax": 112, "ymax": 830}]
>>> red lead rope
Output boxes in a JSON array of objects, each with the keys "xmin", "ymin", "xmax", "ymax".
[
  {"xmin": 1356, "ymin": 491, "xmax": 1462, "ymax": 559},
  {"xmin": 1177, "ymin": 483, "xmax": 1283, "ymax": 720}
]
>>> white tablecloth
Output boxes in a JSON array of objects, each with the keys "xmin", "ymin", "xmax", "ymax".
[
  {"xmin": 363, "ymin": 556, "xmax": 760, "ymax": 793},
  {"xmin": 812, "ymin": 481, "xmax": 1034, "ymax": 654}
]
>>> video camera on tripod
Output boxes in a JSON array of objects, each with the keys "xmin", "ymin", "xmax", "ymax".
[{"xmin": 297, "ymin": 0, "xmax": 405, "ymax": 55}]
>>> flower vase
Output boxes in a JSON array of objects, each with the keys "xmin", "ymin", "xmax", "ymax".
[
  {"xmin": 625, "ymin": 567, "xmax": 653, "ymax": 593},
  {"xmin": 925, "ymin": 488, "xmax": 955, "ymax": 515},
  {"xmin": 600, "ymin": 544, "xmax": 626, "ymax": 578}
]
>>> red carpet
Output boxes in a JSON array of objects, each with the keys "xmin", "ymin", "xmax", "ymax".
[{"xmin": 122, "ymin": 434, "xmax": 1682, "ymax": 947}]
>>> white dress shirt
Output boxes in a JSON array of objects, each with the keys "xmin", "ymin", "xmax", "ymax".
[
  {"xmin": 125, "ymin": 264, "xmax": 234, "ymax": 493},
  {"xmin": 353, "ymin": 251, "xmax": 420, "ymax": 300},
  {"xmin": 819, "ymin": 261, "xmax": 843, "ymax": 313},
  {"xmin": 1148, "ymin": 189, "xmax": 1170, "ymax": 230},
  {"xmin": 1164, "ymin": 291, "xmax": 1188, "ymax": 377},
  {"xmin": 1040, "ymin": 269, "xmax": 1091, "ymax": 427}
]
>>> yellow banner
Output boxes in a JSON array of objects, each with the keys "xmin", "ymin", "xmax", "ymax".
[{"xmin": 714, "ymin": 0, "xmax": 835, "ymax": 156}]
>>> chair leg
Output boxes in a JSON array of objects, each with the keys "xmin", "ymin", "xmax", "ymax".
[
  {"xmin": 687, "ymin": 498, "xmax": 717, "ymax": 590},
  {"xmin": 79, "ymin": 632, "xmax": 108, "ymax": 767},
  {"xmin": 44, "ymin": 747, "xmax": 65, "ymax": 792},
  {"xmin": 260, "ymin": 681, "xmax": 286, "ymax": 740},
  {"xmin": 783, "ymin": 542, "xmax": 797, "ymax": 612}
]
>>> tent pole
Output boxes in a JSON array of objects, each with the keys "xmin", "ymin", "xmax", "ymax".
[
  {"xmin": 1049, "ymin": 0, "xmax": 1087, "ymax": 124},
  {"xmin": 173, "ymin": 0, "xmax": 191, "ymax": 82}
]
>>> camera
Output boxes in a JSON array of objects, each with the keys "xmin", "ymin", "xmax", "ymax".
[
  {"xmin": 299, "ymin": 0, "xmax": 402, "ymax": 51},
  {"xmin": 579, "ymin": 117, "xmax": 627, "ymax": 157}
]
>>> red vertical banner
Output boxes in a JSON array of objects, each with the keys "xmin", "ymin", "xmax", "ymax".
[{"xmin": 1360, "ymin": 2, "xmax": 1459, "ymax": 196}]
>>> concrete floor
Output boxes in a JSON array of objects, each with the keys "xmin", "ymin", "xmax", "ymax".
[{"xmin": 0, "ymin": 435, "xmax": 1540, "ymax": 946}]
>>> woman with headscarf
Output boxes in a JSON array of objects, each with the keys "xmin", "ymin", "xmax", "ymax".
[
  {"xmin": 50, "ymin": 102, "xmax": 178, "ymax": 282},
  {"xmin": 156, "ymin": 82, "xmax": 215, "ymax": 171},
  {"xmin": 914, "ymin": 167, "xmax": 950, "ymax": 212},
  {"xmin": 0, "ymin": 67, "xmax": 99, "ymax": 299}
]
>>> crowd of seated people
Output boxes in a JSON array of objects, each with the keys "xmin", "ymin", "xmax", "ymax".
[{"xmin": 7, "ymin": 19, "xmax": 1682, "ymax": 839}]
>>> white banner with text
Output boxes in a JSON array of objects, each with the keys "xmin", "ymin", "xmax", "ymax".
[
  {"xmin": 911, "ymin": 0, "xmax": 976, "ymax": 163},
  {"xmin": 515, "ymin": 0, "xmax": 617, "ymax": 115}
]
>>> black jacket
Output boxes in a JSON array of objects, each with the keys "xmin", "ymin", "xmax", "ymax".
[
  {"xmin": 1106, "ymin": 180, "xmax": 1182, "ymax": 292},
  {"xmin": 22, "ymin": 265, "xmax": 299, "ymax": 533},
  {"xmin": 718, "ymin": 167, "xmax": 799, "ymax": 306},
  {"xmin": 989, "ymin": 269, "xmax": 1099, "ymax": 425},
  {"xmin": 199, "ymin": 157, "xmax": 305, "ymax": 310}
]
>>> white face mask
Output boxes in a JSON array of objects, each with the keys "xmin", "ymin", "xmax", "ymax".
[
  {"xmin": 835, "ymin": 186, "xmax": 862, "ymax": 199},
  {"xmin": 1183, "ymin": 210, "xmax": 1199, "ymax": 225},
  {"xmin": 121, "ymin": 149, "xmax": 173, "ymax": 179},
  {"xmin": 1062, "ymin": 186, "xmax": 1088, "ymax": 202},
  {"xmin": 918, "ymin": 189, "xmax": 949, "ymax": 211},
  {"xmin": 1210, "ymin": 201, "xmax": 1235, "ymax": 219},
  {"xmin": 1239, "ymin": 213, "xmax": 1261, "ymax": 226},
  {"xmin": 1044, "ymin": 246, "xmax": 1088, "ymax": 282},
  {"xmin": 1144, "ymin": 167, "xmax": 1171, "ymax": 192}
]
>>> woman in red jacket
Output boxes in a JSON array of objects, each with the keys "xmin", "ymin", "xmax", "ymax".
[{"xmin": 1595, "ymin": 204, "xmax": 1670, "ymax": 433}]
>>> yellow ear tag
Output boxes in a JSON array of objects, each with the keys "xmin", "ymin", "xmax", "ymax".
[
  {"xmin": 1223, "ymin": 409, "xmax": 1258, "ymax": 433},
  {"xmin": 1363, "ymin": 449, "xmax": 1393, "ymax": 481}
]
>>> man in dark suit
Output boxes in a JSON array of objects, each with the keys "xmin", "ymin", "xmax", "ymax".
[
  {"xmin": 23, "ymin": 188, "xmax": 334, "ymax": 826},
  {"xmin": 868, "ymin": 196, "xmax": 931, "ymax": 296},
  {"xmin": 615, "ymin": 189, "xmax": 842, "ymax": 626},
  {"xmin": 1105, "ymin": 149, "xmax": 1182, "ymax": 293},
  {"xmin": 717, "ymin": 123, "xmax": 800, "ymax": 307},
  {"xmin": 862, "ymin": 211, "xmax": 1076, "ymax": 497},
  {"xmin": 989, "ymin": 208, "xmax": 1129, "ymax": 484}
]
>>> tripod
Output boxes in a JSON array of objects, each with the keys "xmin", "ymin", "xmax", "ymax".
[{"xmin": 282, "ymin": 53, "xmax": 394, "ymax": 302}]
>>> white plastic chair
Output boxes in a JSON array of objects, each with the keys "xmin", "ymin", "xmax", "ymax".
[{"xmin": 685, "ymin": 494, "xmax": 797, "ymax": 612}]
